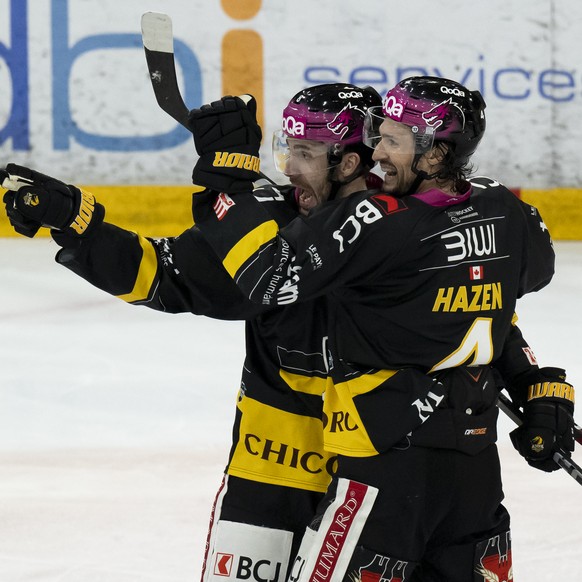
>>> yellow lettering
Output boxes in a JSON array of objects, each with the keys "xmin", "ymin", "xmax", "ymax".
[
  {"xmin": 528, "ymin": 381, "xmax": 575, "ymax": 403},
  {"xmin": 451, "ymin": 287, "xmax": 469, "ymax": 312},
  {"xmin": 548, "ymin": 382, "xmax": 558, "ymax": 397},
  {"xmin": 468, "ymin": 285, "xmax": 482, "ymax": 311},
  {"xmin": 212, "ymin": 152, "xmax": 260, "ymax": 173},
  {"xmin": 433, "ymin": 287, "xmax": 454, "ymax": 312},
  {"xmin": 213, "ymin": 152, "xmax": 229, "ymax": 167},
  {"xmin": 491, "ymin": 282, "xmax": 502, "ymax": 309},
  {"xmin": 68, "ymin": 190, "xmax": 95, "ymax": 235},
  {"xmin": 226, "ymin": 153, "xmax": 241, "ymax": 167},
  {"xmin": 433, "ymin": 282, "xmax": 503, "ymax": 313},
  {"xmin": 481, "ymin": 284, "xmax": 491, "ymax": 310}
]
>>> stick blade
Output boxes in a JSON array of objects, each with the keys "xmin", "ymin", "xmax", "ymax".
[
  {"xmin": 141, "ymin": 12, "xmax": 174, "ymax": 53},
  {"xmin": 141, "ymin": 12, "xmax": 189, "ymax": 128}
]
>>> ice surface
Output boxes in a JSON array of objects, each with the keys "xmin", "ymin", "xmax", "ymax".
[{"xmin": 1, "ymin": 238, "xmax": 581, "ymax": 581}]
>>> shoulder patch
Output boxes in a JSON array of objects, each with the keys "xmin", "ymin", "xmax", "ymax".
[{"xmin": 370, "ymin": 194, "xmax": 408, "ymax": 215}]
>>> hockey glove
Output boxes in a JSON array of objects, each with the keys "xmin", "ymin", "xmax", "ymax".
[
  {"xmin": 510, "ymin": 367, "xmax": 575, "ymax": 472},
  {"xmin": 2, "ymin": 164, "xmax": 104, "ymax": 240},
  {"xmin": 188, "ymin": 95, "xmax": 262, "ymax": 193}
]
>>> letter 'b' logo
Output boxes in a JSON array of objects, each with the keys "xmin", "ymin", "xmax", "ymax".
[{"xmin": 215, "ymin": 553, "xmax": 234, "ymax": 576}]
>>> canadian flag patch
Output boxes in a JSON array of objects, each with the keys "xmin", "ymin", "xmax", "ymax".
[
  {"xmin": 469, "ymin": 265, "xmax": 483, "ymax": 280},
  {"xmin": 213, "ymin": 192, "xmax": 235, "ymax": 220}
]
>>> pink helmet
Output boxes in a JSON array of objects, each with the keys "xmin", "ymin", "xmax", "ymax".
[{"xmin": 380, "ymin": 76, "xmax": 486, "ymax": 164}]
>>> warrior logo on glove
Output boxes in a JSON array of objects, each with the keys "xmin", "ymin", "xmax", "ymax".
[
  {"xmin": 22, "ymin": 192, "xmax": 40, "ymax": 207},
  {"xmin": 510, "ymin": 366, "xmax": 575, "ymax": 472},
  {"xmin": 212, "ymin": 152, "xmax": 260, "ymax": 173},
  {"xmin": 70, "ymin": 189, "xmax": 99, "ymax": 235},
  {"xmin": 188, "ymin": 95, "xmax": 262, "ymax": 194},
  {"xmin": 530, "ymin": 435, "xmax": 545, "ymax": 454}
]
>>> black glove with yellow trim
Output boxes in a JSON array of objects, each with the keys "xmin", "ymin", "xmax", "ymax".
[
  {"xmin": 188, "ymin": 95, "xmax": 262, "ymax": 193},
  {"xmin": 1, "ymin": 164, "xmax": 104, "ymax": 241},
  {"xmin": 510, "ymin": 367, "xmax": 575, "ymax": 472}
]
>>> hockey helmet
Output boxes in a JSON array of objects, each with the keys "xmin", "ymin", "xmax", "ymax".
[
  {"xmin": 364, "ymin": 76, "xmax": 486, "ymax": 166},
  {"xmin": 273, "ymin": 83, "xmax": 382, "ymax": 174}
]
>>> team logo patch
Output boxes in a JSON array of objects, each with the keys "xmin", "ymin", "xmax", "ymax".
[
  {"xmin": 326, "ymin": 103, "xmax": 363, "ymax": 140},
  {"xmin": 355, "ymin": 553, "xmax": 409, "ymax": 582},
  {"xmin": 530, "ymin": 435, "xmax": 545, "ymax": 453},
  {"xmin": 22, "ymin": 192, "xmax": 40, "ymax": 207},
  {"xmin": 370, "ymin": 194, "xmax": 408, "ymax": 215},
  {"xmin": 213, "ymin": 192, "xmax": 235, "ymax": 220},
  {"xmin": 522, "ymin": 346, "xmax": 538, "ymax": 365},
  {"xmin": 422, "ymin": 98, "xmax": 465, "ymax": 130},
  {"xmin": 474, "ymin": 532, "xmax": 512, "ymax": 582},
  {"xmin": 470, "ymin": 265, "xmax": 483, "ymax": 280}
]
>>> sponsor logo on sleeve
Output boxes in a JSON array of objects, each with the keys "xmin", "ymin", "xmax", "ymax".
[
  {"xmin": 213, "ymin": 192, "xmax": 236, "ymax": 220},
  {"xmin": 522, "ymin": 347, "xmax": 538, "ymax": 366}
]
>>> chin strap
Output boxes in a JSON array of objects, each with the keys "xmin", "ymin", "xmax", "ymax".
[
  {"xmin": 328, "ymin": 162, "xmax": 370, "ymax": 201},
  {"xmin": 403, "ymin": 170, "xmax": 428, "ymax": 197},
  {"xmin": 400, "ymin": 151, "xmax": 443, "ymax": 197}
]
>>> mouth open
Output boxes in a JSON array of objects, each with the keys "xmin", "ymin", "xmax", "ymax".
[
  {"xmin": 294, "ymin": 188, "xmax": 318, "ymax": 214},
  {"xmin": 382, "ymin": 167, "xmax": 397, "ymax": 177}
]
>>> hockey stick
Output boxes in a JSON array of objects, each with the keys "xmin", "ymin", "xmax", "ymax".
[
  {"xmin": 141, "ymin": 12, "xmax": 189, "ymax": 128},
  {"xmin": 140, "ymin": 12, "xmax": 276, "ymax": 186},
  {"xmin": 497, "ymin": 392, "xmax": 582, "ymax": 486},
  {"xmin": 0, "ymin": 168, "xmax": 35, "ymax": 191}
]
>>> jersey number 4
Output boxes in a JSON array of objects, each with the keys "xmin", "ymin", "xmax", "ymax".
[{"xmin": 430, "ymin": 317, "xmax": 493, "ymax": 372}]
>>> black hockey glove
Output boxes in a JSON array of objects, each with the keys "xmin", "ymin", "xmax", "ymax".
[
  {"xmin": 1, "ymin": 164, "xmax": 104, "ymax": 240},
  {"xmin": 188, "ymin": 95, "xmax": 262, "ymax": 193},
  {"xmin": 510, "ymin": 367, "xmax": 575, "ymax": 472}
]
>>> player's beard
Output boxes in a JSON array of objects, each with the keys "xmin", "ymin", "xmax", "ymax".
[
  {"xmin": 380, "ymin": 164, "xmax": 417, "ymax": 196},
  {"xmin": 291, "ymin": 174, "xmax": 331, "ymax": 216}
]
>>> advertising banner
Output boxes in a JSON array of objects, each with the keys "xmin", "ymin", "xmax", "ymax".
[{"xmin": 1, "ymin": 0, "xmax": 581, "ymax": 236}]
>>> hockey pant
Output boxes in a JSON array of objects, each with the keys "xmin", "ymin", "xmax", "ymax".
[
  {"xmin": 201, "ymin": 474, "xmax": 325, "ymax": 582},
  {"xmin": 290, "ymin": 445, "xmax": 512, "ymax": 582}
]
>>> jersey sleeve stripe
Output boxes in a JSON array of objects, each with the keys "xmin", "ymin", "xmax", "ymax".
[
  {"xmin": 116, "ymin": 236, "xmax": 158, "ymax": 303},
  {"xmin": 223, "ymin": 220, "xmax": 279, "ymax": 277}
]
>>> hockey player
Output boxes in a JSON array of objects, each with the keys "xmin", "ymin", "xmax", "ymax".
[
  {"xmin": 181, "ymin": 77, "xmax": 576, "ymax": 581},
  {"xmin": 1, "ymin": 84, "xmax": 383, "ymax": 582},
  {"xmin": 2, "ymin": 80, "xmax": 573, "ymax": 582}
]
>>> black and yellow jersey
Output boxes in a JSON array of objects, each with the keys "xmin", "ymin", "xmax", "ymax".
[
  {"xmin": 54, "ymin": 185, "xmax": 336, "ymax": 492},
  {"xmin": 192, "ymin": 178, "xmax": 555, "ymax": 456}
]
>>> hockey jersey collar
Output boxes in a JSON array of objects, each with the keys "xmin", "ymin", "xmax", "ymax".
[{"xmin": 411, "ymin": 181, "xmax": 472, "ymax": 207}]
